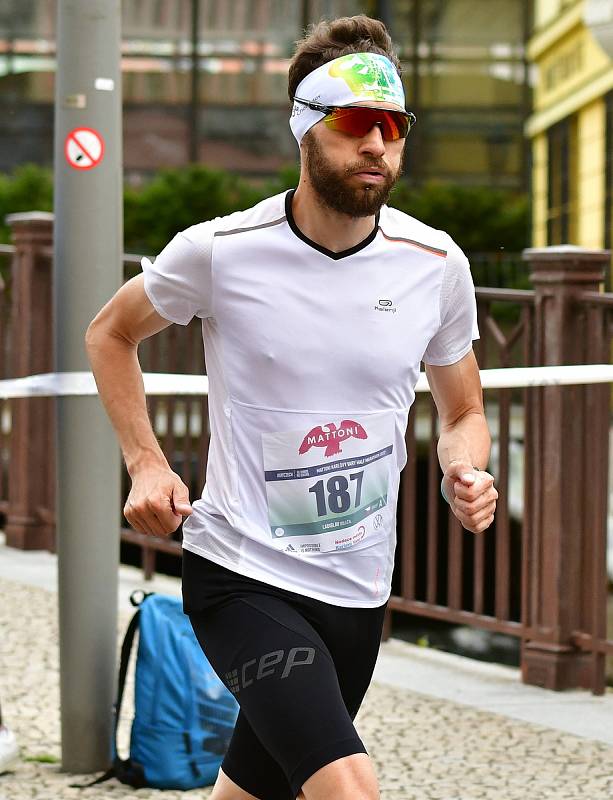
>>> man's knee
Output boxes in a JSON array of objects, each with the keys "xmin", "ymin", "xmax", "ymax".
[
  {"xmin": 301, "ymin": 752, "xmax": 379, "ymax": 800},
  {"xmin": 209, "ymin": 767, "xmax": 262, "ymax": 800}
]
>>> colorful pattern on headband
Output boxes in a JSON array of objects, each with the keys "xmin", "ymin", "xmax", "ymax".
[
  {"xmin": 289, "ymin": 52, "xmax": 405, "ymax": 145},
  {"xmin": 327, "ymin": 54, "xmax": 404, "ymax": 103}
]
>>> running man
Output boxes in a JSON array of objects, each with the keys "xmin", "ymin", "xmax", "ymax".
[{"xmin": 86, "ymin": 15, "xmax": 497, "ymax": 800}]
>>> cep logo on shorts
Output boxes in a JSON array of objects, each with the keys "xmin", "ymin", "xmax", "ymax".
[
  {"xmin": 225, "ymin": 647, "xmax": 316, "ymax": 694},
  {"xmin": 298, "ymin": 420, "xmax": 368, "ymax": 458}
]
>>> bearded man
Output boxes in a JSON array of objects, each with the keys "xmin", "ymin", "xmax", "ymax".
[{"xmin": 86, "ymin": 14, "xmax": 497, "ymax": 800}]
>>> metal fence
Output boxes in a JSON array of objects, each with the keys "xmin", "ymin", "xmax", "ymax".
[
  {"xmin": 391, "ymin": 289, "xmax": 534, "ymax": 634},
  {"xmin": 1, "ymin": 215, "xmax": 611, "ymax": 694},
  {"xmin": 0, "ymin": 246, "xmax": 12, "ymax": 518}
]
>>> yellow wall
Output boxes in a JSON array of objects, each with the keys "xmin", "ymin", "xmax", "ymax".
[
  {"xmin": 534, "ymin": 0, "xmax": 579, "ymax": 31},
  {"xmin": 577, "ymin": 98, "xmax": 606, "ymax": 247},
  {"xmin": 534, "ymin": 25, "xmax": 611, "ymax": 112},
  {"xmin": 528, "ymin": 0, "xmax": 613, "ymax": 246},
  {"xmin": 532, "ymin": 133, "xmax": 548, "ymax": 247}
]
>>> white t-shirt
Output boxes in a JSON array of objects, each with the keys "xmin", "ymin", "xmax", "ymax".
[{"xmin": 141, "ymin": 190, "xmax": 479, "ymax": 607}]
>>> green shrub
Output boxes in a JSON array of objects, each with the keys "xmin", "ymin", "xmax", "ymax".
[
  {"xmin": 0, "ymin": 164, "xmax": 53, "ymax": 243},
  {"xmin": 390, "ymin": 180, "xmax": 530, "ymax": 253},
  {"xmin": 264, "ymin": 163, "xmax": 301, "ymax": 195},
  {"xmin": 0, "ymin": 163, "xmax": 530, "ymax": 262},
  {"xmin": 124, "ymin": 164, "xmax": 265, "ymax": 254}
]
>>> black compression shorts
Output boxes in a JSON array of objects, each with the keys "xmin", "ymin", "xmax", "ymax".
[{"xmin": 182, "ymin": 549, "xmax": 387, "ymax": 800}]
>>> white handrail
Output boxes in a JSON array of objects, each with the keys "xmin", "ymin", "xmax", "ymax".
[{"xmin": 1, "ymin": 364, "xmax": 613, "ymax": 399}]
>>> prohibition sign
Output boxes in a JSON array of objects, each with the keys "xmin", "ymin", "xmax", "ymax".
[{"xmin": 64, "ymin": 127, "xmax": 105, "ymax": 170}]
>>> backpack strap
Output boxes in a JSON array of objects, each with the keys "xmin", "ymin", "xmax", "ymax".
[
  {"xmin": 70, "ymin": 593, "xmax": 153, "ymax": 789},
  {"xmin": 112, "ymin": 607, "xmax": 141, "ymax": 754}
]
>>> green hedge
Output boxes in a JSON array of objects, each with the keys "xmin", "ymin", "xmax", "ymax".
[
  {"xmin": 390, "ymin": 180, "xmax": 529, "ymax": 254},
  {"xmin": 0, "ymin": 162, "xmax": 529, "ymax": 256},
  {"xmin": 0, "ymin": 164, "xmax": 54, "ymax": 241}
]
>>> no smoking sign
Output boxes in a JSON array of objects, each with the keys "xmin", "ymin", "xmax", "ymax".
[{"xmin": 64, "ymin": 127, "xmax": 105, "ymax": 170}]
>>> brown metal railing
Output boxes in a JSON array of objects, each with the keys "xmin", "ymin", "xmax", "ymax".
[
  {"xmin": 0, "ymin": 245, "xmax": 13, "ymax": 517},
  {"xmin": 390, "ymin": 277, "xmax": 613, "ymax": 694},
  {"xmin": 1, "ymin": 215, "xmax": 611, "ymax": 693},
  {"xmin": 570, "ymin": 290, "xmax": 613, "ymax": 692},
  {"xmin": 390, "ymin": 289, "xmax": 535, "ymax": 640}
]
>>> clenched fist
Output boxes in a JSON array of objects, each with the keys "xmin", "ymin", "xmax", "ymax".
[
  {"xmin": 124, "ymin": 465, "xmax": 193, "ymax": 537},
  {"xmin": 442, "ymin": 461, "xmax": 498, "ymax": 534}
]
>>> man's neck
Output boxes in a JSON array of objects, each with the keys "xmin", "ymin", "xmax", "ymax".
[{"xmin": 291, "ymin": 183, "xmax": 377, "ymax": 254}]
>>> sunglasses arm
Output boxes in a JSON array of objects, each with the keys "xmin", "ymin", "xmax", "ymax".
[{"xmin": 292, "ymin": 97, "xmax": 336, "ymax": 114}]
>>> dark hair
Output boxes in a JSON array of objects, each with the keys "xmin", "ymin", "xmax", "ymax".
[{"xmin": 288, "ymin": 14, "xmax": 401, "ymax": 101}]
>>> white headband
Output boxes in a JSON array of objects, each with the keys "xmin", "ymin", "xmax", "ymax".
[{"xmin": 289, "ymin": 52, "xmax": 405, "ymax": 145}]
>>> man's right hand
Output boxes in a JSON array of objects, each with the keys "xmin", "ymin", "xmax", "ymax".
[{"xmin": 123, "ymin": 465, "xmax": 193, "ymax": 537}]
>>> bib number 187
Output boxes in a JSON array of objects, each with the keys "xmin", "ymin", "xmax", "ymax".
[{"xmin": 308, "ymin": 471, "xmax": 364, "ymax": 517}]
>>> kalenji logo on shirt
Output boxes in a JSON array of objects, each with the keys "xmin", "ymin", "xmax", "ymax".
[
  {"xmin": 375, "ymin": 298, "xmax": 397, "ymax": 313},
  {"xmin": 298, "ymin": 420, "xmax": 368, "ymax": 458}
]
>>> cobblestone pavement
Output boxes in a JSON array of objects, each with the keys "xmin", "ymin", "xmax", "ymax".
[{"xmin": 1, "ymin": 577, "xmax": 612, "ymax": 800}]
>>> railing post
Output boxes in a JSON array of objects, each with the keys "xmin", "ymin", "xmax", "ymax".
[
  {"xmin": 521, "ymin": 245, "xmax": 610, "ymax": 690},
  {"xmin": 4, "ymin": 212, "xmax": 55, "ymax": 551}
]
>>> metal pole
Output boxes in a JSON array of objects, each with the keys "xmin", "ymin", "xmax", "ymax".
[
  {"xmin": 189, "ymin": 0, "xmax": 200, "ymax": 163},
  {"xmin": 301, "ymin": 0, "xmax": 311, "ymax": 34},
  {"xmin": 409, "ymin": 0, "xmax": 422, "ymax": 185},
  {"xmin": 376, "ymin": 0, "xmax": 393, "ymax": 34},
  {"xmin": 53, "ymin": 0, "xmax": 122, "ymax": 772}
]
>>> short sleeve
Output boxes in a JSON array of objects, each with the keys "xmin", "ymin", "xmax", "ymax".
[
  {"xmin": 141, "ymin": 226, "xmax": 214, "ymax": 326},
  {"xmin": 422, "ymin": 237, "xmax": 479, "ymax": 366}
]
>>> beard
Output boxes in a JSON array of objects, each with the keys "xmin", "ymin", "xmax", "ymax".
[{"xmin": 303, "ymin": 132, "xmax": 404, "ymax": 218}]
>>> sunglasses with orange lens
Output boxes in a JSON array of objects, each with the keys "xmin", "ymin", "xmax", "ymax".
[{"xmin": 293, "ymin": 97, "xmax": 416, "ymax": 141}]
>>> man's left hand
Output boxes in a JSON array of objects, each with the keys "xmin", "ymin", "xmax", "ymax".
[{"xmin": 442, "ymin": 461, "xmax": 498, "ymax": 534}]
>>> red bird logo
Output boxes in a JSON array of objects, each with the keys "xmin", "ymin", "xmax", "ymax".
[{"xmin": 298, "ymin": 420, "xmax": 368, "ymax": 458}]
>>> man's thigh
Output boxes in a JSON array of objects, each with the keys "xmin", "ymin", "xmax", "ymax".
[
  {"xmin": 210, "ymin": 755, "xmax": 378, "ymax": 800},
  {"xmin": 189, "ymin": 592, "xmax": 368, "ymax": 799},
  {"xmin": 300, "ymin": 598, "xmax": 387, "ymax": 718},
  {"xmin": 214, "ymin": 711, "xmax": 294, "ymax": 799}
]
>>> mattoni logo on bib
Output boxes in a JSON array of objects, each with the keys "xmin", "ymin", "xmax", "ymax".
[{"xmin": 298, "ymin": 420, "xmax": 368, "ymax": 458}]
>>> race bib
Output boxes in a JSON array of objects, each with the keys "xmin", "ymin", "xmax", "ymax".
[{"xmin": 262, "ymin": 413, "xmax": 394, "ymax": 554}]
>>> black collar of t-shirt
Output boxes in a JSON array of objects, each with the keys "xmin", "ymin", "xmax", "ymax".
[{"xmin": 285, "ymin": 188, "xmax": 380, "ymax": 261}]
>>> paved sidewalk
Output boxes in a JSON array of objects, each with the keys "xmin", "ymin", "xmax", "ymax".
[{"xmin": 1, "ymin": 539, "xmax": 612, "ymax": 799}]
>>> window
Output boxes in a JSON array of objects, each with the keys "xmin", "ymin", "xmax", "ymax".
[{"xmin": 547, "ymin": 116, "xmax": 577, "ymax": 245}]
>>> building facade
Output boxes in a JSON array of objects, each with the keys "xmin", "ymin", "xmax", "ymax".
[
  {"xmin": 0, "ymin": 0, "xmax": 531, "ymax": 189},
  {"xmin": 526, "ymin": 0, "xmax": 613, "ymax": 248}
]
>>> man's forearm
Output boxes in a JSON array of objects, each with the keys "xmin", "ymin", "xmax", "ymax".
[
  {"xmin": 86, "ymin": 328, "xmax": 169, "ymax": 476},
  {"xmin": 437, "ymin": 410, "xmax": 491, "ymax": 473}
]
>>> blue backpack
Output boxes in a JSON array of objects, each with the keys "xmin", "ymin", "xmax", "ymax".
[{"xmin": 85, "ymin": 591, "xmax": 238, "ymax": 790}]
